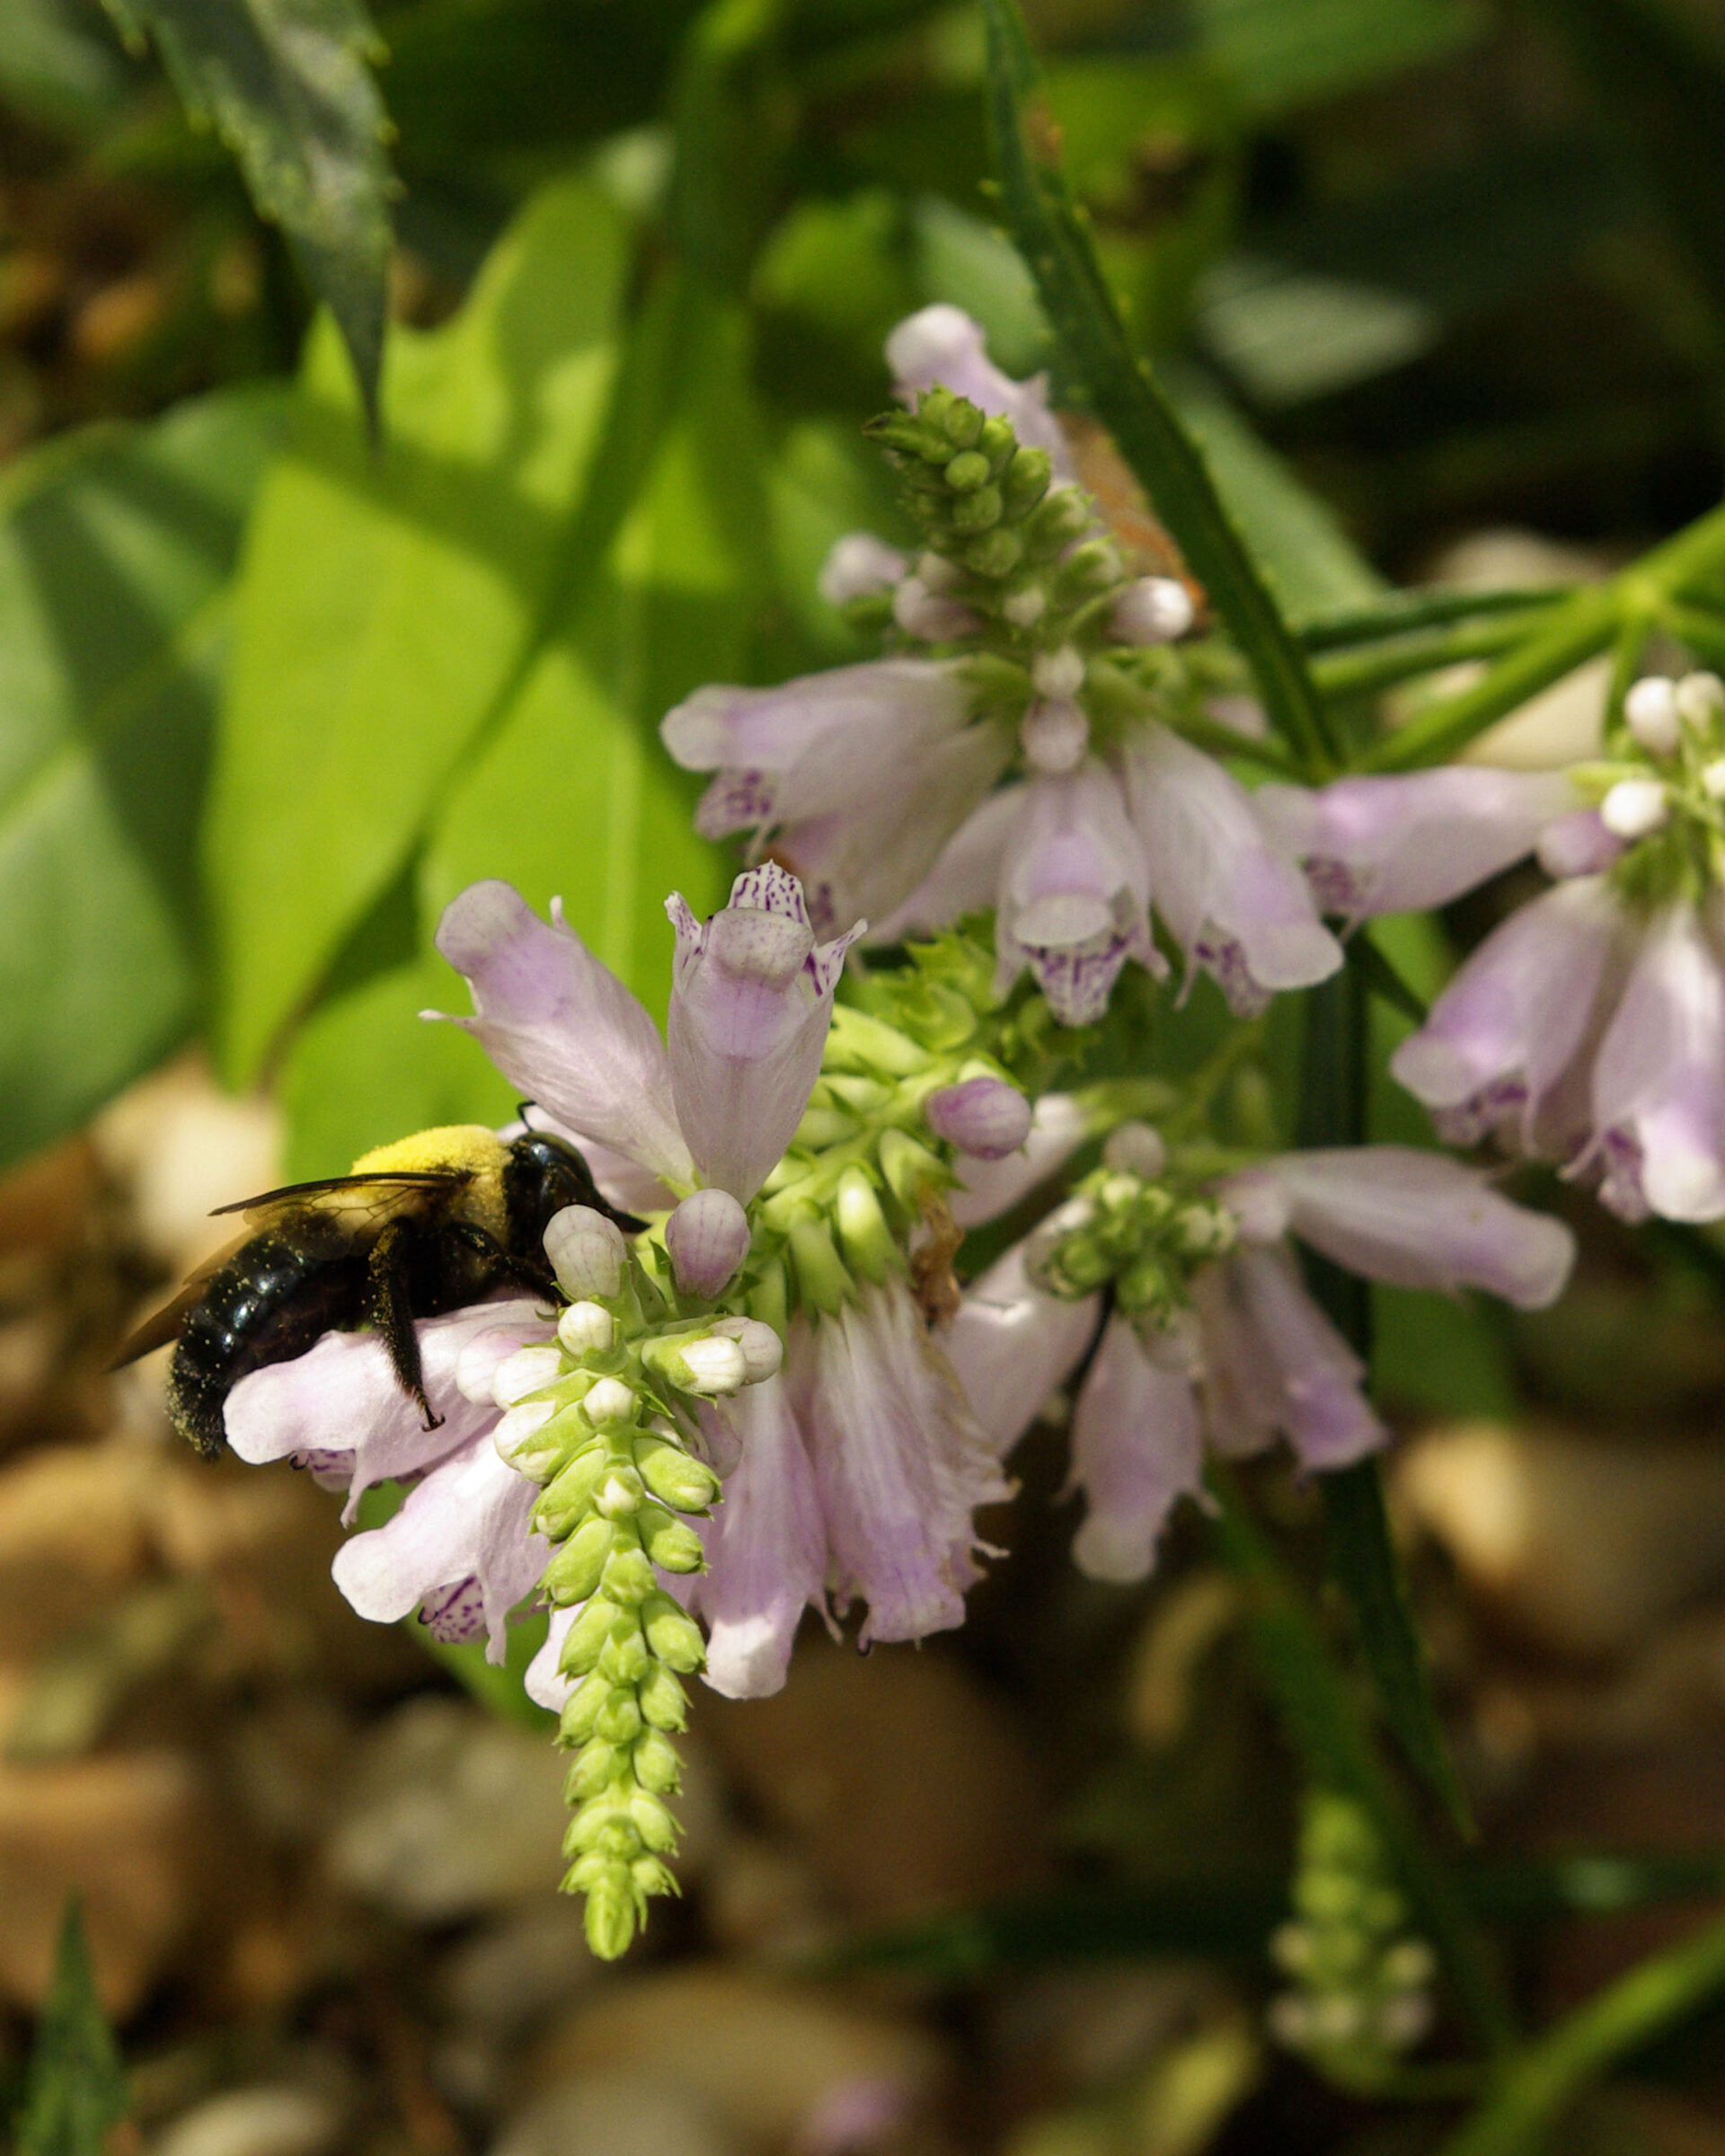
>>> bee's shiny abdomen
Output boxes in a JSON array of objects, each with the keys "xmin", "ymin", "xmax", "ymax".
[{"xmin": 166, "ymin": 1231, "xmax": 367, "ymax": 1457}]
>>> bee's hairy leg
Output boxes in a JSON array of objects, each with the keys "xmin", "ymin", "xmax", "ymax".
[{"xmin": 369, "ymin": 1219, "xmax": 442, "ymax": 1431}]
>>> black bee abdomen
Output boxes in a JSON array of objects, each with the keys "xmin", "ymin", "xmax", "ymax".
[{"xmin": 167, "ymin": 1233, "xmax": 369, "ymax": 1458}]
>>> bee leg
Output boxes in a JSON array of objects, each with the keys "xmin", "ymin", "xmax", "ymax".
[{"xmin": 369, "ymin": 1220, "xmax": 441, "ymax": 1431}]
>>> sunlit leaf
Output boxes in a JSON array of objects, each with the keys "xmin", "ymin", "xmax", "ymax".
[
  {"xmin": 0, "ymin": 384, "xmax": 285, "ymax": 1172},
  {"xmin": 207, "ymin": 176, "xmax": 632, "ymax": 1085},
  {"xmin": 16, "ymin": 1899, "xmax": 127, "ymax": 2156},
  {"xmin": 1196, "ymin": 0, "xmax": 1480, "ymax": 113},
  {"xmin": 101, "ymin": 0, "xmax": 396, "ymax": 423}
]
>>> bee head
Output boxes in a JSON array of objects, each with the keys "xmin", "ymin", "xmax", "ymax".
[{"xmin": 504, "ymin": 1132, "xmax": 647, "ymax": 1249}]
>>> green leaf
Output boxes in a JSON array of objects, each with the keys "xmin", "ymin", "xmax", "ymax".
[
  {"xmin": 207, "ymin": 176, "xmax": 632, "ymax": 1085},
  {"xmin": 0, "ymin": 384, "xmax": 286, "ymax": 1172},
  {"xmin": 979, "ymin": 0, "xmax": 1342, "ymax": 774},
  {"xmin": 1195, "ymin": 0, "xmax": 1480, "ymax": 114},
  {"xmin": 102, "ymin": 0, "xmax": 395, "ymax": 425},
  {"xmin": 278, "ymin": 282, "xmax": 748, "ymax": 1175},
  {"xmin": 1162, "ymin": 369, "xmax": 1384, "ymax": 620},
  {"xmin": 16, "ymin": 1898, "xmax": 127, "ymax": 2156}
]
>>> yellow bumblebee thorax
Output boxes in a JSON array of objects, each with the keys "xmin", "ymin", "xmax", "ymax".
[{"xmin": 351, "ymin": 1125, "xmax": 511, "ymax": 1241}]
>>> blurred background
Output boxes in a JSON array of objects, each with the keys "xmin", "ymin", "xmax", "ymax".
[{"xmin": 5, "ymin": 0, "xmax": 1725, "ymax": 2151}]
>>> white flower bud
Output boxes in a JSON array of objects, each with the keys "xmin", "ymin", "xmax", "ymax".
[
  {"xmin": 916, "ymin": 549, "xmax": 964, "ymax": 593},
  {"xmin": 1019, "ymin": 697, "xmax": 1089, "ymax": 773},
  {"xmin": 582, "ymin": 1377, "xmax": 637, "ymax": 1427},
  {"xmin": 711, "ymin": 1314, "xmax": 784, "ymax": 1383},
  {"xmin": 1110, "ymin": 574, "xmax": 1194, "ymax": 644},
  {"xmin": 892, "ymin": 577, "xmax": 976, "ymax": 642},
  {"xmin": 1031, "ymin": 644, "xmax": 1085, "ymax": 699},
  {"xmin": 1600, "ymin": 776, "xmax": 1671, "ymax": 839},
  {"xmin": 544, "ymin": 1205, "xmax": 627, "ymax": 1300},
  {"xmin": 673, "ymin": 1334, "xmax": 749, "ymax": 1395},
  {"xmin": 1002, "ymin": 584, "xmax": 1047, "ymax": 627},
  {"xmin": 1703, "ymin": 757, "xmax": 1725, "ymax": 799},
  {"xmin": 665, "ymin": 1188, "xmax": 751, "ymax": 1298},
  {"xmin": 817, "ymin": 531, "xmax": 905, "ymax": 606},
  {"xmin": 1676, "ymin": 669, "xmax": 1725, "ymax": 732},
  {"xmin": 493, "ymin": 1398, "xmax": 555, "ymax": 1460},
  {"xmin": 1101, "ymin": 1120, "xmax": 1167, "ymax": 1179},
  {"xmin": 557, "ymin": 1300, "xmax": 615, "ymax": 1356},
  {"xmin": 492, "ymin": 1344, "xmax": 565, "ymax": 1408},
  {"xmin": 1624, "ymin": 675, "xmax": 1682, "ymax": 756}
]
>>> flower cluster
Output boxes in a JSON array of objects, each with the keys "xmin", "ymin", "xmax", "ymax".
[
  {"xmin": 1262, "ymin": 668, "xmax": 1725, "ymax": 1222},
  {"xmin": 201, "ymin": 302, "xmax": 1616, "ymax": 1973},
  {"xmin": 662, "ymin": 305, "xmax": 1340, "ymax": 1025}
]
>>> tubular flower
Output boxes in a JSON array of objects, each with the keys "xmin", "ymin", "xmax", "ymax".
[
  {"xmin": 941, "ymin": 1128, "xmax": 1575, "ymax": 1581},
  {"xmin": 662, "ymin": 305, "xmax": 1338, "ymax": 1026},
  {"xmin": 1299, "ymin": 671, "xmax": 1725, "ymax": 1222}
]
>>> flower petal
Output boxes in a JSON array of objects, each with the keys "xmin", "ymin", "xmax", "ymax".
[
  {"xmin": 885, "ymin": 305, "xmax": 1075, "ymax": 476},
  {"xmin": 1243, "ymin": 1146, "xmax": 1575, "ymax": 1308},
  {"xmin": 942, "ymin": 1241, "xmax": 1101, "ymax": 1459},
  {"xmin": 1196, "ymin": 1249, "xmax": 1384, "ymax": 1471},
  {"xmin": 684, "ymin": 1373, "xmax": 827, "ymax": 1699},
  {"xmin": 431, "ymin": 881, "xmax": 691, "ymax": 1187},
  {"xmin": 1255, "ymin": 768, "xmax": 1574, "ymax": 923},
  {"xmin": 1123, "ymin": 724, "xmax": 1340, "ymax": 1013},
  {"xmin": 950, "ymin": 1091, "xmax": 1092, "ymax": 1228},
  {"xmin": 1070, "ymin": 1315, "xmax": 1204, "ymax": 1581}
]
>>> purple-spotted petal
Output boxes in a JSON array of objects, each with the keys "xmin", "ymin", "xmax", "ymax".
[
  {"xmin": 995, "ymin": 762, "xmax": 1163, "ymax": 1025},
  {"xmin": 431, "ymin": 881, "xmax": 691, "ymax": 1188},
  {"xmin": 1255, "ymin": 768, "xmax": 1574, "ymax": 923},
  {"xmin": 1588, "ymin": 900, "xmax": 1725, "ymax": 1222},
  {"xmin": 1122, "ymin": 725, "xmax": 1340, "ymax": 1014},
  {"xmin": 667, "ymin": 865, "xmax": 862, "ymax": 1202},
  {"xmin": 1070, "ymin": 1316, "xmax": 1204, "ymax": 1582},
  {"xmin": 330, "ymin": 1427, "xmax": 547, "ymax": 1660}
]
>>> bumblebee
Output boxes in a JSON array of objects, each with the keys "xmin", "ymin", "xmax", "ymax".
[{"xmin": 120, "ymin": 1125, "xmax": 642, "ymax": 1459}]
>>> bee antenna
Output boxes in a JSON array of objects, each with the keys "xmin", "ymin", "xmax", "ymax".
[{"xmin": 517, "ymin": 1100, "xmax": 541, "ymax": 1130}]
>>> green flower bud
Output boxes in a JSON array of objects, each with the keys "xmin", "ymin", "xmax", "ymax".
[
  {"xmin": 878, "ymin": 1127, "xmax": 947, "ymax": 1208},
  {"xmin": 559, "ymin": 1668, "xmax": 609, "ymax": 1743},
  {"xmin": 642, "ymin": 1590, "xmax": 707, "ymax": 1674},
  {"xmin": 962, "ymin": 527, "xmax": 1024, "ymax": 579},
  {"xmin": 630, "ymin": 1792, "xmax": 680, "ymax": 1853},
  {"xmin": 638, "ymin": 1501, "xmax": 705, "ymax": 1574},
  {"xmin": 836, "ymin": 1164, "xmax": 895, "ymax": 1283},
  {"xmin": 630, "ymin": 1855, "xmax": 678, "ymax": 1900},
  {"xmin": 558, "ymin": 1598, "xmax": 621, "ymax": 1679},
  {"xmin": 597, "ymin": 1622, "xmax": 650, "ymax": 1686},
  {"xmin": 1054, "ymin": 537, "xmax": 1122, "ymax": 597},
  {"xmin": 542, "ymin": 1515, "xmax": 615, "ymax": 1605},
  {"xmin": 944, "ymin": 449, "xmax": 991, "ymax": 492},
  {"xmin": 564, "ymin": 1802, "xmax": 632, "ymax": 1858},
  {"xmin": 639, "ymin": 1662, "xmax": 688, "ymax": 1731},
  {"xmin": 951, "ymin": 484, "xmax": 1003, "ymax": 534},
  {"xmin": 633, "ymin": 1729, "xmax": 683, "ymax": 1793},
  {"xmin": 1003, "ymin": 445, "xmax": 1052, "ymax": 514},
  {"xmin": 565, "ymin": 1739, "xmax": 620, "ymax": 1796},
  {"xmin": 1029, "ymin": 486, "xmax": 1092, "ymax": 551},
  {"xmin": 977, "ymin": 412, "xmax": 1015, "ymax": 465},
  {"xmin": 593, "ymin": 1464, "xmax": 645, "ymax": 1518},
  {"xmin": 595, "ymin": 1688, "xmax": 642, "ymax": 1745},
  {"xmin": 600, "ymin": 1542, "xmax": 657, "ymax": 1604},
  {"xmin": 637, "ymin": 1439, "xmax": 721, "ymax": 1512},
  {"xmin": 825, "ymin": 1005, "xmax": 936, "ymax": 1076},
  {"xmin": 788, "ymin": 1215, "xmax": 853, "ymax": 1314},
  {"xmin": 579, "ymin": 1875, "xmax": 637, "ymax": 1961},
  {"xmin": 502, "ymin": 1403, "xmax": 592, "ymax": 1484}
]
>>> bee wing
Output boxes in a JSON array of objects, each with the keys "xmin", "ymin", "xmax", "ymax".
[
  {"xmin": 111, "ymin": 1171, "xmax": 473, "ymax": 1371},
  {"xmin": 208, "ymin": 1170, "xmax": 468, "ymax": 1224},
  {"xmin": 110, "ymin": 1229, "xmax": 254, "ymax": 1366}
]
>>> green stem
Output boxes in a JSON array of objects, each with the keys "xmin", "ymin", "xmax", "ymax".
[
  {"xmin": 1312, "ymin": 613, "xmax": 1559, "ymax": 702},
  {"xmin": 1438, "ymin": 1913, "xmax": 1725, "ymax": 2156},
  {"xmin": 979, "ymin": 0, "xmax": 1342, "ymax": 776},
  {"xmin": 1362, "ymin": 497, "xmax": 1725, "ymax": 773},
  {"xmin": 1297, "ymin": 588, "xmax": 1575, "ymax": 651}
]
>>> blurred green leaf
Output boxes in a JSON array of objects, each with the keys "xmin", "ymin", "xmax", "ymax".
[
  {"xmin": 1164, "ymin": 370, "xmax": 1384, "ymax": 619},
  {"xmin": 279, "ymin": 282, "xmax": 748, "ymax": 1174},
  {"xmin": 16, "ymin": 1899, "xmax": 127, "ymax": 2156},
  {"xmin": 1198, "ymin": 252, "xmax": 1438, "ymax": 405},
  {"xmin": 100, "ymin": 0, "xmax": 396, "ymax": 424},
  {"xmin": 0, "ymin": 0, "xmax": 134, "ymax": 131},
  {"xmin": 0, "ymin": 384, "xmax": 285, "ymax": 1172},
  {"xmin": 981, "ymin": 0, "xmax": 1342, "ymax": 772},
  {"xmin": 1196, "ymin": 0, "xmax": 1481, "ymax": 114},
  {"xmin": 208, "ymin": 176, "xmax": 632, "ymax": 1086}
]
